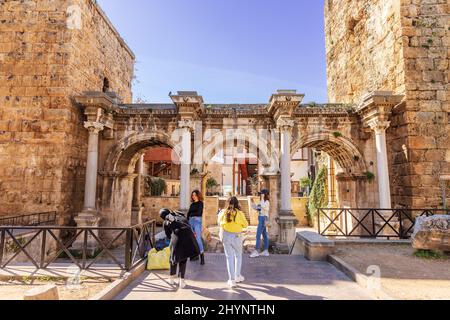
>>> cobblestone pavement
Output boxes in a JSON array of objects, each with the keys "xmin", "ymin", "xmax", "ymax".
[{"xmin": 116, "ymin": 254, "xmax": 374, "ymax": 300}]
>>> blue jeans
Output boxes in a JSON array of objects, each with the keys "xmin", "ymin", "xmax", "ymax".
[
  {"xmin": 189, "ymin": 217, "xmax": 204, "ymax": 253},
  {"xmin": 256, "ymin": 215, "xmax": 269, "ymax": 252},
  {"xmin": 222, "ymin": 231, "xmax": 243, "ymax": 281}
]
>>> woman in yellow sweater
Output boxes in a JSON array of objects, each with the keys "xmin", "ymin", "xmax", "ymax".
[{"xmin": 218, "ymin": 197, "xmax": 249, "ymax": 288}]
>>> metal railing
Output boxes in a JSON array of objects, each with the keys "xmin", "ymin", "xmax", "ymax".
[
  {"xmin": 0, "ymin": 219, "xmax": 156, "ymax": 271},
  {"xmin": 0, "ymin": 212, "xmax": 57, "ymax": 226},
  {"xmin": 318, "ymin": 208, "xmax": 449, "ymax": 239}
]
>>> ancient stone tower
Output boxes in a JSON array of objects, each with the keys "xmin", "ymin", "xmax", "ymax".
[
  {"xmin": 0, "ymin": 0, "xmax": 135, "ymax": 220},
  {"xmin": 325, "ymin": 0, "xmax": 449, "ymax": 208}
]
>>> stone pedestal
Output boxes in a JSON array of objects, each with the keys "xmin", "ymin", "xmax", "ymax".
[
  {"xmin": 261, "ymin": 173, "xmax": 281, "ymax": 239},
  {"xmin": 275, "ymin": 211, "xmax": 299, "ymax": 253},
  {"xmin": 72, "ymin": 210, "xmax": 101, "ymax": 254}
]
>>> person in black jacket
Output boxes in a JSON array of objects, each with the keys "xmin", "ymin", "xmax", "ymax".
[
  {"xmin": 160, "ymin": 208, "xmax": 200, "ymax": 289},
  {"xmin": 187, "ymin": 190, "xmax": 205, "ymax": 265}
]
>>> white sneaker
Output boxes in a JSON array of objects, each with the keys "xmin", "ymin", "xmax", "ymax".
[
  {"xmin": 261, "ymin": 250, "xmax": 270, "ymax": 257},
  {"xmin": 227, "ymin": 280, "xmax": 236, "ymax": 288},
  {"xmin": 235, "ymin": 275, "xmax": 245, "ymax": 283},
  {"xmin": 179, "ymin": 279, "xmax": 186, "ymax": 289},
  {"xmin": 249, "ymin": 250, "xmax": 260, "ymax": 258},
  {"xmin": 168, "ymin": 276, "xmax": 176, "ymax": 285}
]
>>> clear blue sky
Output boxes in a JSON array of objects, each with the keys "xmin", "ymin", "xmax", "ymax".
[{"xmin": 97, "ymin": 0, "xmax": 327, "ymax": 104}]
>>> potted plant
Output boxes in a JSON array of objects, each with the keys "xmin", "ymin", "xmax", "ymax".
[{"xmin": 206, "ymin": 177, "xmax": 219, "ymax": 196}]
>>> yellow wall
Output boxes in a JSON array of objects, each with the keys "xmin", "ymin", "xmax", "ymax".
[{"xmin": 292, "ymin": 197, "xmax": 309, "ymax": 227}]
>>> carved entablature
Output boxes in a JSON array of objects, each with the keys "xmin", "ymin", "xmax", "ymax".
[
  {"xmin": 203, "ymin": 104, "xmax": 268, "ymax": 119},
  {"xmin": 268, "ymin": 90, "xmax": 304, "ymax": 120},
  {"xmin": 74, "ymin": 92, "xmax": 118, "ymax": 138},
  {"xmin": 356, "ymin": 91, "xmax": 404, "ymax": 130},
  {"xmin": 170, "ymin": 91, "xmax": 205, "ymax": 119},
  {"xmin": 294, "ymin": 105, "xmax": 355, "ymax": 120}
]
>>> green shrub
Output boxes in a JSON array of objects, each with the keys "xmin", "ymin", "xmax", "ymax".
[
  {"xmin": 413, "ymin": 249, "xmax": 447, "ymax": 260},
  {"xmin": 145, "ymin": 177, "xmax": 167, "ymax": 196}
]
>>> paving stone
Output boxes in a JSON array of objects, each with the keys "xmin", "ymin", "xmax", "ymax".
[{"xmin": 115, "ymin": 253, "xmax": 374, "ymax": 300}]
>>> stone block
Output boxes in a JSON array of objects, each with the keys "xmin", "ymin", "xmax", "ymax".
[
  {"xmin": 412, "ymin": 215, "xmax": 450, "ymax": 253},
  {"xmin": 291, "ymin": 231, "xmax": 335, "ymax": 261},
  {"xmin": 23, "ymin": 284, "xmax": 59, "ymax": 301}
]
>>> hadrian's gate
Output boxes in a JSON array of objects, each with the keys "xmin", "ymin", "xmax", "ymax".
[{"xmin": 74, "ymin": 89, "xmax": 403, "ymax": 249}]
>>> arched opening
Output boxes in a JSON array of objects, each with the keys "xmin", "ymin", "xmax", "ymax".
[
  {"xmin": 100, "ymin": 133, "xmax": 181, "ymax": 230},
  {"xmin": 140, "ymin": 146, "xmax": 181, "ymax": 224},
  {"xmin": 189, "ymin": 129, "xmax": 279, "ymax": 230},
  {"xmin": 195, "ymin": 129, "xmax": 277, "ymax": 197},
  {"xmin": 291, "ymin": 132, "xmax": 373, "ymax": 231}
]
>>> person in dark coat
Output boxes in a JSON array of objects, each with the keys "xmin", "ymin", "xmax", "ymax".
[{"xmin": 159, "ymin": 208, "xmax": 200, "ymax": 289}]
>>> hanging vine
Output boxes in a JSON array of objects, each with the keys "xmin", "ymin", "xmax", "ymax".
[{"xmin": 307, "ymin": 166, "xmax": 329, "ymax": 224}]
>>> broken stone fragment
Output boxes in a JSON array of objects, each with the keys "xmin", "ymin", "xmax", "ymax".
[
  {"xmin": 23, "ymin": 284, "xmax": 60, "ymax": 301},
  {"xmin": 412, "ymin": 215, "xmax": 450, "ymax": 253}
]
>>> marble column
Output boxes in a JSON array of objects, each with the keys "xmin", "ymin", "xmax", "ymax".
[
  {"xmin": 370, "ymin": 120, "xmax": 392, "ymax": 209},
  {"xmin": 82, "ymin": 122, "xmax": 104, "ymax": 212},
  {"xmin": 275, "ymin": 119, "xmax": 298, "ymax": 253},
  {"xmin": 279, "ymin": 120, "xmax": 294, "ymax": 214},
  {"xmin": 179, "ymin": 120, "xmax": 193, "ymax": 212},
  {"xmin": 74, "ymin": 121, "xmax": 104, "ymax": 252}
]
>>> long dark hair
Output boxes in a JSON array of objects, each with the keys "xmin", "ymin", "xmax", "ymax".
[
  {"xmin": 191, "ymin": 190, "xmax": 204, "ymax": 202},
  {"xmin": 226, "ymin": 197, "xmax": 241, "ymax": 223}
]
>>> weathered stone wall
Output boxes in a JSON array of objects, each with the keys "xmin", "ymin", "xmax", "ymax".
[
  {"xmin": 325, "ymin": 0, "xmax": 449, "ymax": 208},
  {"xmin": 0, "ymin": 0, "xmax": 134, "ymax": 221},
  {"xmin": 397, "ymin": 0, "xmax": 449, "ymax": 207},
  {"xmin": 325, "ymin": 0, "xmax": 405, "ymax": 103}
]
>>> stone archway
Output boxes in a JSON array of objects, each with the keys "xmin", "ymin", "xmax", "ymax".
[
  {"xmin": 74, "ymin": 90, "xmax": 403, "ymax": 250},
  {"xmin": 99, "ymin": 131, "xmax": 180, "ymax": 230},
  {"xmin": 193, "ymin": 128, "xmax": 280, "ymax": 176},
  {"xmin": 292, "ymin": 131, "xmax": 368, "ymax": 176}
]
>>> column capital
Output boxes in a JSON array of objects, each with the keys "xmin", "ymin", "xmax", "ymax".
[
  {"xmin": 368, "ymin": 119, "xmax": 390, "ymax": 134},
  {"xmin": 84, "ymin": 121, "xmax": 104, "ymax": 134},
  {"xmin": 277, "ymin": 118, "xmax": 295, "ymax": 133},
  {"xmin": 356, "ymin": 91, "xmax": 403, "ymax": 129},
  {"xmin": 178, "ymin": 119, "xmax": 195, "ymax": 131}
]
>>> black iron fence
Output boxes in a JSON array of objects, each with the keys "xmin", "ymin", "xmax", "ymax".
[
  {"xmin": 0, "ymin": 219, "xmax": 156, "ymax": 271},
  {"xmin": 318, "ymin": 208, "xmax": 449, "ymax": 239},
  {"xmin": 0, "ymin": 212, "xmax": 57, "ymax": 226}
]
